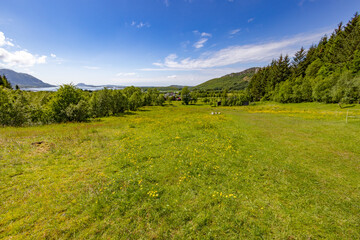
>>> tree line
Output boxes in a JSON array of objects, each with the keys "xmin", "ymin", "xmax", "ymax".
[
  {"xmin": 0, "ymin": 85, "xmax": 164, "ymax": 126},
  {"xmin": 247, "ymin": 13, "xmax": 360, "ymax": 103},
  {"xmin": 181, "ymin": 13, "xmax": 360, "ymax": 107}
]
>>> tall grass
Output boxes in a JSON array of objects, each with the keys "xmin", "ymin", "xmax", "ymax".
[{"xmin": 1, "ymin": 102, "xmax": 359, "ymax": 239}]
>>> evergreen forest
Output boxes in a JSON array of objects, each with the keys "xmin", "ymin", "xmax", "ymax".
[{"xmin": 248, "ymin": 13, "xmax": 360, "ymax": 103}]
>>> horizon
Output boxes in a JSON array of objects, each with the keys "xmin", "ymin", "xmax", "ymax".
[{"xmin": 0, "ymin": 0, "xmax": 359, "ymax": 86}]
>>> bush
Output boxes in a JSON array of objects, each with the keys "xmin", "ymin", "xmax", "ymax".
[
  {"xmin": 312, "ymin": 76, "xmax": 336, "ymax": 103},
  {"xmin": 129, "ymin": 91, "xmax": 143, "ymax": 111},
  {"xmin": 112, "ymin": 90, "xmax": 128, "ymax": 114},
  {"xmin": 181, "ymin": 87, "xmax": 191, "ymax": 105},
  {"xmin": 90, "ymin": 88, "xmax": 113, "ymax": 117},
  {"xmin": 48, "ymin": 84, "xmax": 88, "ymax": 122},
  {"xmin": 0, "ymin": 87, "xmax": 11, "ymax": 125},
  {"xmin": 155, "ymin": 94, "xmax": 165, "ymax": 106},
  {"xmin": 65, "ymin": 100, "xmax": 90, "ymax": 122},
  {"xmin": 331, "ymin": 72, "xmax": 360, "ymax": 103},
  {"xmin": 0, "ymin": 88, "xmax": 29, "ymax": 126}
]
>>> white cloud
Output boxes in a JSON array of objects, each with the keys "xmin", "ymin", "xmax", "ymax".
[
  {"xmin": 167, "ymin": 75, "xmax": 177, "ymax": 78},
  {"xmin": 0, "ymin": 31, "xmax": 47, "ymax": 67},
  {"xmin": 152, "ymin": 31, "xmax": 329, "ymax": 70},
  {"xmin": 0, "ymin": 32, "xmax": 14, "ymax": 47},
  {"xmin": 138, "ymin": 22, "xmax": 150, "ymax": 28},
  {"xmin": 193, "ymin": 31, "xmax": 212, "ymax": 37},
  {"xmin": 52, "ymin": 55, "xmax": 65, "ymax": 65},
  {"xmin": 193, "ymin": 38, "xmax": 209, "ymax": 49},
  {"xmin": 0, "ymin": 48, "xmax": 46, "ymax": 67},
  {"xmin": 230, "ymin": 28, "xmax": 241, "ymax": 35},
  {"xmin": 83, "ymin": 66, "xmax": 100, "ymax": 70},
  {"xmin": 131, "ymin": 21, "xmax": 150, "ymax": 28},
  {"xmin": 201, "ymin": 32, "xmax": 212, "ymax": 37},
  {"xmin": 140, "ymin": 67, "xmax": 182, "ymax": 71},
  {"xmin": 248, "ymin": 18, "xmax": 254, "ymax": 23},
  {"xmin": 192, "ymin": 31, "xmax": 212, "ymax": 49},
  {"xmin": 116, "ymin": 72, "xmax": 137, "ymax": 76}
]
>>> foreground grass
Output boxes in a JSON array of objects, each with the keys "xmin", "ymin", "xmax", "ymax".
[{"xmin": 0, "ymin": 102, "xmax": 359, "ymax": 239}]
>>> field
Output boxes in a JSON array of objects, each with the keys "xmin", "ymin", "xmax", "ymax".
[{"xmin": 1, "ymin": 102, "xmax": 360, "ymax": 239}]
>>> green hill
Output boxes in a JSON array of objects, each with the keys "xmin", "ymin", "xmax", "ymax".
[
  {"xmin": 194, "ymin": 67, "xmax": 259, "ymax": 91},
  {"xmin": 0, "ymin": 69, "xmax": 55, "ymax": 88}
]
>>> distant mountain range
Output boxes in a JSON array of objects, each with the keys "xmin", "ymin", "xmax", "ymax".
[
  {"xmin": 74, "ymin": 83, "xmax": 126, "ymax": 91},
  {"xmin": 76, "ymin": 83, "xmax": 126, "ymax": 88},
  {"xmin": 0, "ymin": 69, "xmax": 55, "ymax": 88},
  {"xmin": 0, "ymin": 68, "xmax": 259, "ymax": 91},
  {"xmin": 194, "ymin": 67, "xmax": 259, "ymax": 91}
]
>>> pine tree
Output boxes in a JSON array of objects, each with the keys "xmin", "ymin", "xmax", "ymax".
[
  {"xmin": 292, "ymin": 47, "xmax": 307, "ymax": 77},
  {"xmin": 0, "ymin": 75, "xmax": 12, "ymax": 89}
]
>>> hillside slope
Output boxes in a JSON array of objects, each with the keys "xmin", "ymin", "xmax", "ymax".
[
  {"xmin": 194, "ymin": 67, "xmax": 259, "ymax": 91},
  {"xmin": 0, "ymin": 69, "xmax": 55, "ymax": 88}
]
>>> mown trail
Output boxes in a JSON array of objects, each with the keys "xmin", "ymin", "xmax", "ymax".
[{"xmin": 0, "ymin": 103, "xmax": 359, "ymax": 239}]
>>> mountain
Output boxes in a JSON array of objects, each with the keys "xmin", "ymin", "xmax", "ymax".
[
  {"xmin": 194, "ymin": 67, "xmax": 259, "ymax": 91},
  {"xmin": 0, "ymin": 69, "xmax": 55, "ymax": 88},
  {"xmin": 76, "ymin": 83, "xmax": 126, "ymax": 88},
  {"xmin": 76, "ymin": 83, "xmax": 97, "ymax": 88}
]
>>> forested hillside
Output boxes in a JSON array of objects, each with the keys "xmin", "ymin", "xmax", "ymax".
[
  {"xmin": 194, "ymin": 68, "xmax": 258, "ymax": 91},
  {"xmin": 248, "ymin": 13, "xmax": 360, "ymax": 103}
]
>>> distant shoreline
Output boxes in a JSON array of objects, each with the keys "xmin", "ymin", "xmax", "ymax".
[{"xmin": 22, "ymin": 86, "xmax": 125, "ymax": 92}]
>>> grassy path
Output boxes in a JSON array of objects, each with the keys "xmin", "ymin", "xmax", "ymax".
[{"xmin": 0, "ymin": 103, "xmax": 359, "ymax": 239}]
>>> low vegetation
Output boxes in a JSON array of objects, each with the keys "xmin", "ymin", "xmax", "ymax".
[
  {"xmin": 1, "ymin": 102, "xmax": 359, "ymax": 239},
  {"xmin": 0, "ymin": 85, "xmax": 165, "ymax": 126}
]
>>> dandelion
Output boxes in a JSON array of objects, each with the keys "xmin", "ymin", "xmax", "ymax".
[{"xmin": 147, "ymin": 190, "xmax": 159, "ymax": 198}]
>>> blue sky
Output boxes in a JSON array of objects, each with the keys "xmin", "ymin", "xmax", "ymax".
[{"xmin": 0, "ymin": 0, "xmax": 359, "ymax": 86}]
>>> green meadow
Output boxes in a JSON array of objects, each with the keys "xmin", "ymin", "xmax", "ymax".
[{"xmin": 1, "ymin": 102, "xmax": 360, "ymax": 239}]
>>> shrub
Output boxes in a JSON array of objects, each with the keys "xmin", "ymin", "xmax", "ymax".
[{"xmin": 48, "ymin": 84, "xmax": 88, "ymax": 122}]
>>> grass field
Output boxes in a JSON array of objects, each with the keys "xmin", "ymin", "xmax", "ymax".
[{"xmin": 1, "ymin": 102, "xmax": 360, "ymax": 239}]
